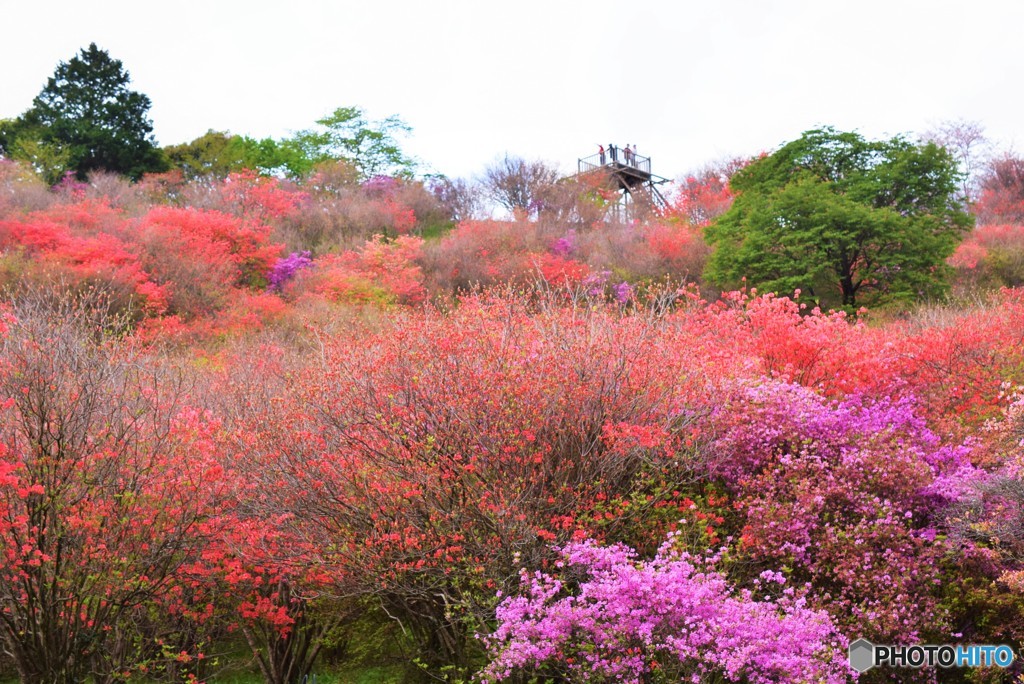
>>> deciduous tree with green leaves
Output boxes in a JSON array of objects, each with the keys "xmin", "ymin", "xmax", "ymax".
[
  {"xmin": 289, "ymin": 106, "xmax": 415, "ymax": 180},
  {"xmin": 162, "ymin": 108, "xmax": 415, "ymax": 181},
  {"xmin": 704, "ymin": 127, "xmax": 973, "ymax": 309},
  {"xmin": 163, "ymin": 130, "xmax": 249, "ymax": 180}
]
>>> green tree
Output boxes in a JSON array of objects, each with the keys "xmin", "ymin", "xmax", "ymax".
[
  {"xmin": 0, "ymin": 118, "xmax": 71, "ymax": 185},
  {"xmin": 236, "ymin": 135, "xmax": 313, "ymax": 179},
  {"xmin": 0, "ymin": 118, "xmax": 18, "ymax": 157},
  {"xmin": 704, "ymin": 127, "xmax": 973, "ymax": 309},
  {"xmin": 161, "ymin": 108, "xmax": 415, "ymax": 181},
  {"xmin": 164, "ymin": 131, "xmax": 312, "ymax": 180},
  {"xmin": 163, "ymin": 130, "xmax": 249, "ymax": 179},
  {"xmin": 289, "ymin": 106, "xmax": 415, "ymax": 180},
  {"xmin": 6, "ymin": 43, "xmax": 167, "ymax": 182}
]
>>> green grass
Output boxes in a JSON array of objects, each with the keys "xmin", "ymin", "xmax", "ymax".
[
  {"xmin": 203, "ymin": 663, "xmax": 403, "ymax": 684},
  {"xmin": 329, "ymin": 664, "xmax": 405, "ymax": 684},
  {"xmin": 417, "ymin": 220, "xmax": 455, "ymax": 241}
]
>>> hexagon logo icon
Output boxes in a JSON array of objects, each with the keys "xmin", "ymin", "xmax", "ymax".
[{"xmin": 849, "ymin": 639, "xmax": 875, "ymax": 673}]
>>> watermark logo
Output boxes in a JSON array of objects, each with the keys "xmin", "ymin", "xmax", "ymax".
[
  {"xmin": 849, "ymin": 639, "xmax": 1017, "ymax": 672},
  {"xmin": 848, "ymin": 639, "xmax": 874, "ymax": 673}
]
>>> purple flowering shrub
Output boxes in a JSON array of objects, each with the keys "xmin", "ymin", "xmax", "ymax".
[
  {"xmin": 360, "ymin": 174, "xmax": 399, "ymax": 196},
  {"xmin": 709, "ymin": 381, "xmax": 980, "ymax": 642},
  {"xmin": 581, "ymin": 270, "xmax": 610, "ymax": 297},
  {"xmin": 268, "ymin": 250, "xmax": 313, "ymax": 292},
  {"xmin": 482, "ymin": 537, "xmax": 851, "ymax": 684},
  {"xmin": 54, "ymin": 170, "xmax": 89, "ymax": 199},
  {"xmin": 549, "ymin": 229, "xmax": 577, "ymax": 258},
  {"xmin": 613, "ymin": 281, "xmax": 634, "ymax": 303}
]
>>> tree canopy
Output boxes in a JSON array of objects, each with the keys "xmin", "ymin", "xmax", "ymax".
[
  {"xmin": 704, "ymin": 127, "xmax": 973, "ymax": 309},
  {"xmin": 163, "ymin": 130, "xmax": 249, "ymax": 180},
  {"xmin": 2, "ymin": 43, "xmax": 167, "ymax": 182},
  {"xmin": 288, "ymin": 106, "xmax": 416, "ymax": 180},
  {"xmin": 161, "ymin": 107, "xmax": 415, "ymax": 181}
]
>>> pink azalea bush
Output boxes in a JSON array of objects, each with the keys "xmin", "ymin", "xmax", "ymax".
[{"xmin": 482, "ymin": 537, "xmax": 851, "ymax": 684}]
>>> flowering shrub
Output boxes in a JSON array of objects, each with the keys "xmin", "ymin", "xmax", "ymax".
[
  {"xmin": 292, "ymin": 234, "xmax": 425, "ymax": 306},
  {"xmin": 268, "ymin": 251, "xmax": 313, "ymax": 292},
  {"xmin": 426, "ymin": 217, "xmax": 710, "ymax": 295},
  {"xmin": 645, "ymin": 221, "xmax": 694, "ymax": 261},
  {"xmin": 0, "ymin": 303, "xmax": 235, "ymax": 681},
  {"xmin": 664, "ymin": 160, "xmax": 743, "ymax": 227},
  {"xmin": 376, "ymin": 198, "xmax": 417, "ymax": 235},
  {"xmin": 613, "ymin": 281, "xmax": 634, "ymax": 303},
  {"xmin": 0, "ymin": 201, "xmax": 169, "ymax": 314},
  {"xmin": 213, "ymin": 170, "xmax": 306, "ymax": 223},
  {"xmin": 535, "ymin": 252, "xmax": 591, "ymax": 286},
  {"xmin": 423, "ymin": 219, "xmax": 548, "ymax": 291},
  {"xmin": 707, "ymin": 381, "xmax": 978, "ymax": 641},
  {"xmin": 4, "ymin": 170, "xmax": 1024, "ymax": 679},
  {"xmin": 135, "ymin": 206, "xmax": 283, "ymax": 298},
  {"xmin": 483, "ymin": 538, "xmax": 850, "ymax": 684},
  {"xmin": 975, "ymin": 156, "xmax": 1024, "ymax": 225},
  {"xmin": 949, "ymin": 223, "xmax": 1024, "ymax": 288},
  {"xmin": 549, "ymin": 229, "xmax": 577, "ymax": 258},
  {"xmin": 949, "ymin": 239, "xmax": 990, "ymax": 270},
  {"xmin": 53, "ymin": 170, "xmax": 89, "ymax": 199}
]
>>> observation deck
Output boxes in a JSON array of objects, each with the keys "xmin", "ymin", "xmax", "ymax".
[
  {"xmin": 579, "ymin": 151, "xmax": 653, "ymax": 179},
  {"xmin": 577, "ymin": 149, "xmax": 670, "ymax": 218}
]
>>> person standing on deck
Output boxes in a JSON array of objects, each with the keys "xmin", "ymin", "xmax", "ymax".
[{"xmin": 598, "ymin": 144, "xmax": 606, "ymax": 165}]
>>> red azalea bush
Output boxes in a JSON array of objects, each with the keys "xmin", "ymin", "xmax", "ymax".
[
  {"xmin": 0, "ymin": 200, "xmax": 168, "ymax": 314},
  {"xmin": 0, "ymin": 300, "xmax": 235, "ymax": 682},
  {"xmin": 283, "ymin": 234, "xmax": 426, "ymax": 306}
]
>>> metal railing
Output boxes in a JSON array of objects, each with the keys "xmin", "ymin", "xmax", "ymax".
[{"xmin": 578, "ymin": 151, "xmax": 651, "ymax": 174}]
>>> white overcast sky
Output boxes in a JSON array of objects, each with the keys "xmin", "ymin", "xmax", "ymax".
[{"xmin": 2, "ymin": 0, "xmax": 1022, "ymax": 181}]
